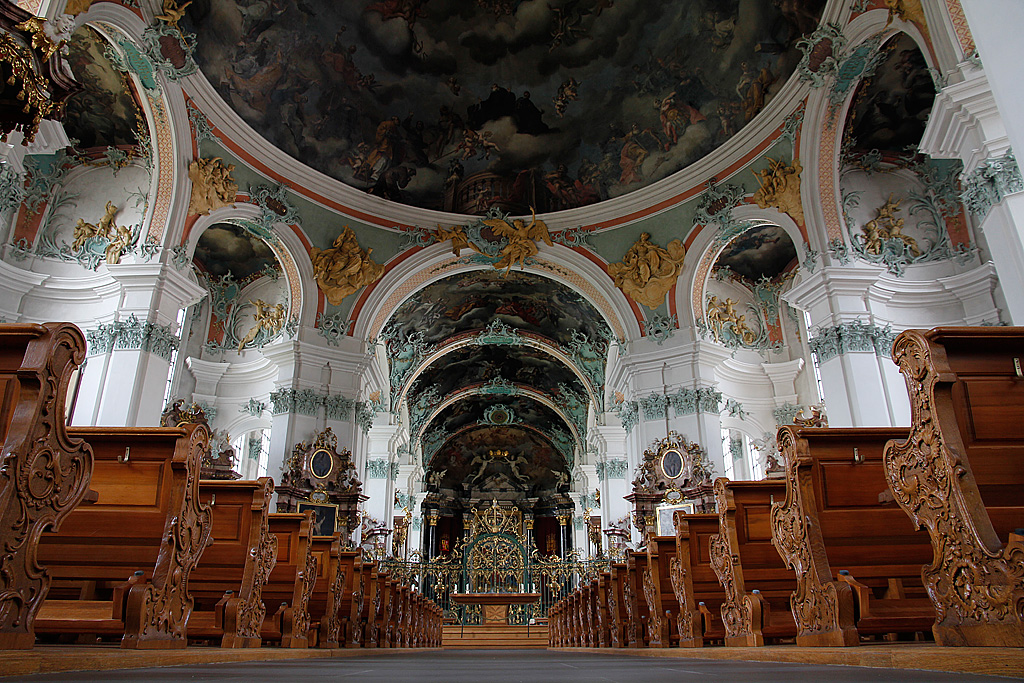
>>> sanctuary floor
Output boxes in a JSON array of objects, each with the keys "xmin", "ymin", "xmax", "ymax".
[{"xmin": 5, "ymin": 648, "xmax": 1024, "ymax": 683}]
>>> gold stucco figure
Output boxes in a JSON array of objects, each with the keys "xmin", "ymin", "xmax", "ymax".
[
  {"xmin": 608, "ymin": 232, "xmax": 686, "ymax": 309},
  {"xmin": 706, "ymin": 295, "xmax": 756, "ymax": 344},
  {"xmin": 861, "ymin": 194, "xmax": 920, "ymax": 257},
  {"xmin": 237, "ymin": 299, "xmax": 287, "ymax": 351},
  {"xmin": 482, "ymin": 209, "xmax": 554, "ymax": 275},
  {"xmin": 73, "ymin": 201, "xmax": 132, "ymax": 264},
  {"xmin": 155, "ymin": 0, "xmax": 193, "ymax": 31},
  {"xmin": 752, "ymin": 156, "xmax": 804, "ymax": 225},
  {"xmin": 310, "ymin": 226, "xmax": 385, "ymax": 305},
  {"xmin": 188, "ymin": 157, "xmax": 238, "ymax": 216}
]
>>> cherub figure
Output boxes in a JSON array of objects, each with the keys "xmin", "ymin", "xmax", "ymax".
[
  {"xmin": 72, "ymin": 201, "xmax": 119, "ymax": 251},
  {"xmin": 155, "ymin": 0, "xmax": 193, "ymax": 30}
]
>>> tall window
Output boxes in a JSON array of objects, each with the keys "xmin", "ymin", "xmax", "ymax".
[
  {"xmin": 162, "ymin": 307, "xmax": 188, "ymax": 408},
  {"xmin": 722, "ymin": 428, "xmax": 734, "ymax": 480},
  {"xmin": 237, "ymin": 429, "xmax": 271, "ymax": 479},
  {"xmin": 804, "ymin": 310, "xmax": 825, "ymax": 404}
]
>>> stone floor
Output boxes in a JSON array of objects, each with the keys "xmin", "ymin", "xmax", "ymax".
[{"xmin": 12, "ymin": 649, "xmax": 1024, "ymax": 683}]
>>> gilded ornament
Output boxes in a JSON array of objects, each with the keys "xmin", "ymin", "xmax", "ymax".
[
  {"xmin": 64, "ymin": 0, "xmax": 98, "ymax": 15},
  {"xmin": 607, "ymin": 232, "xmax": 686, "ymax": 309},
  {"xmin": 155, "ymin": 0, "xmax": 193, "ymax": 31},
  {"xmin": 236, "ymin": 299, "xmax": 287, "ymax": 351},
  {"xmin": 885, "ymin": 0, "xmax": 928, "ymax": 36},
  {"xmin": 752, "ymin": 157, "xmax": 804, "ymax": 225},
  {"xmin": 187, "ymin": 157, "xmax": 237, "ymax": 216},
  {"xmin": 481, "ymin": 209, "xmax": 554, "ymax": 274},
  {"xmin": 14, "ymin": 16, "xmax": 69, "ymax": 62},
  {"xmin": 861, "ymin": 194, "xmax": 920, "ymax": 257},
  {"xmin": 72, "ymin": 201, "xmax": 132, "ymax": 264},
  {"xmin": 310, "ymin": 226, "xmax": 384, "ymax": 305},
  {"xmin": 705, "ymin": 296, "xmax": 756, "ymax": 345}
]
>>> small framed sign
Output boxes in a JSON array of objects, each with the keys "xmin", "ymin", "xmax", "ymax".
[{"xmin": 655, "ymin": 501, "xmax": 695, "ymax": 536}]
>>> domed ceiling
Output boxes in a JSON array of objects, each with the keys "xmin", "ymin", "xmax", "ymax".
[{"xmin": 187, "ymin": 0, "xmax": 825, "ymax": 214}]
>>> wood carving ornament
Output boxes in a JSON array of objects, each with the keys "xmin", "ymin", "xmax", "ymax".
[
  {"xmin": 310, "ymin": 226, "xmax": 384, "ymax": 305},
  {"xmin": 608, "ymin": 232, "xmax": 686, "ymax": 309}
]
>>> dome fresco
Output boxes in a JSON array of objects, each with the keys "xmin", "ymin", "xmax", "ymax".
[{"xmin": 187, "ymin": 0, "xmax": 825, "ymax": 214}]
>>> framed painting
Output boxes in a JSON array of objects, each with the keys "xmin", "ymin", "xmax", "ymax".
[
  {"xmin": 655, "ymin": 502, "xmax": 695, "ymax": 537},
  {"xmin": 298, "ymin": 501, "xmax": 339, "ymax": 537}
]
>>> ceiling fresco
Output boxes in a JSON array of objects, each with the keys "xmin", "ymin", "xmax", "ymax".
[
  {"xmin": 384, "ymin": 269, "xmax": 610, "ymax": 347},
  {"xmin": 424, "ymin": 393, "xmax": 573, "ymax": 445},
  {"xmin": 714, "ymin": 224, "xmax": 797, "ymax": 282},
  {"xmin": 63, "ymin": 26, "xmax": 143, "ymax": 150},
  {"xmin": 409, "ymin": 343, "xmax": 586, "ymax": 408},
  {"xmin": 844, "ymin": 34, "xmax": 933, "ymax": 154},
  {"xmin": 187, "ymin": 0, "xmax": 825, "ymax": 214},
  {"xmin": 193, "ymin": 222, "xmax": 281, "ymax": 283},
  {"xmin": 428, "ymin": 425, "xmax": 567, "ymax": 495}
]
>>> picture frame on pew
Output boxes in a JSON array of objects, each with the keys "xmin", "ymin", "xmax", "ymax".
[
  {"xmin": 299, "ymin": 501, "xmax": 340, "ymax": 537},
  {"xmin": 656, "ymin": 502, "xmax": 694, "ymax": 536}
]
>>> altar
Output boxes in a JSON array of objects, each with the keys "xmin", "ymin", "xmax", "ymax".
[{"xmin": 451, "ymin": 593, "xmax": 541, "ymax": 625}]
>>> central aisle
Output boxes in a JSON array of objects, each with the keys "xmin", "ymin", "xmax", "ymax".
[{"xmin": 11, "ymin": 650, "xmax": 1018, "ymax": 683}]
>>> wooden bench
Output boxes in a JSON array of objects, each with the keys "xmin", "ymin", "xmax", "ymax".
[
  {"xmin": 36, "ymin": 425, "xmax": 212, "ymax": 649},
  {"xmin": 710, "ymin": 478, "xmax": 796, "ymax": 646},
  {"xmin": 607, "ymin": 561, "xmax": 628, "ymax": 647},
  {"xmin": 772, "ymin": 426, "xmax": 934, "ymax": 646},
  {"xmin": 669, "ymin": 512, "xmax": 727, "ymax": 647},
  {"xmin": 188, "ymin": 478, "xmax": 278, "ymax": 647},
  {"xmin": 643, "ymin": 535, "xmax": 680, "ymax": 647},
  {"xmin": 885, "ymin": 327, "xmax": 1024, "ymax": 646},
  {"xmin": 594, "ymin": 570, "xmax": 612, "ymax": 647},
  {"xmin": 309, "ymin": 534, "xmax": 345, "ymax": 648},
  {"xmin": 0, "ymin": 322, "xmax": 93, "ymax": 649},
  {"xmin": 260, "ymin": 512, "xmax": 317, "ymax": 648},
  {"xmin": 623, "ymin": 549, "xmax": 650, "ymax": 647},
  {"xmin": 370, "ymin": 574, "xmax": 395, "ymax": 648},
  {"xmin": 347, "ymin": 559, "xmax": 375, "ymax": 647},
  {"xmin": 335, "ymin": 551, "xmax": 362, "ymax": 646}
]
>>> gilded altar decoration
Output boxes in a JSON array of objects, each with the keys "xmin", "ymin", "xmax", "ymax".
[
  {"xmin": 236, "ymin": 299, "xmax": 286, "ymax": 351},
  {"xmin": 860, "ymin": 194, "xmax": 920, "ymax": 257},
  {"xmin": 187, "ymin": 157, "xmax": 238, "ymax": 216},
  {"xmin": 705, "ymin": 295, "xmax": 756, "ymax": 345},
  {"xmin": 310, "ymin": 226, "xmax": 384, "ymax": 305},
  {"xmin": 752, "ymin": 157, "xmax": 804, "ymax": 225},
  {"xmin": 608, "ymin": 232, "xmax": 686, "ymax": 309},
  {"xmin": 72, "ymin": 201, "xmax": 132, "ymax": 264},
  {"xmin": 14, "ymin": 16, "xmax": 70, "ymax": 62}
]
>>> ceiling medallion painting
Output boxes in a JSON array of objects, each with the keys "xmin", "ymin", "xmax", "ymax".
[{"xmin": 188, "ymin": 0, "xmax": 826, "ymax": 214}]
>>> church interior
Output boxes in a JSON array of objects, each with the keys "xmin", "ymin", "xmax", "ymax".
[{"xmin": 2, "ymin": 0, "xmax": 1024, "ymax": 679}]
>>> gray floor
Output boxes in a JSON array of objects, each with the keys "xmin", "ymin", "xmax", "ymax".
[{"xmin": 11, "ymin": 650, "xmax": 1023, "ymax": 683}]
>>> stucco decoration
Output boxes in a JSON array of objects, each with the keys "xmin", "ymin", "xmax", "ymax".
[
  {"xmin": 310, "ymin": 225, "xmax": 385, "ymax": 305},
  {"xmin": 188, "ymin": 157, "xmax": 238, "ymax": 216},
  {"xmin": 608, "ymin": 232, "xmax": 686, "ymax": 309},
  {"xmin": 752, "ymin": 157, "xmax": 804, "ymax": 225}
]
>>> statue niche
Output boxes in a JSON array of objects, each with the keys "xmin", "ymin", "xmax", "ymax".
[{"xmin": 276, "ymin": 427, "xmax": 367, "ymax": 545}]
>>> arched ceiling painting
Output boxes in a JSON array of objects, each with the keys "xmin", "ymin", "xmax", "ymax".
[
  {"xmin": 714, "ymin": 224, "xmax": 797, "ymax": 283},
  {"xmin": 187, "ymin": 0, "xmax": 825, "ymax": 214},
  {"xmin": 193, "ymin": 222, "xmax": 282, "ymax": 284},
  {"xmin": 386, "ymin": 269, "xmax": 603, "ymax": 498}
]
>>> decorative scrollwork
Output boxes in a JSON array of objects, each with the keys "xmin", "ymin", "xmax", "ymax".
[
  {"xmin": 885, "ymin": 330, "xmax": 1024, "ymax": 646},
  {"xmin": 708, "ymin": 479, "xmax": 751, "ymax": 644},
  {"xmin": 0, "ymin": 323, "xmax": 92, "ymax": 649},
  {"xmin": 236, "ymin": 482, "xmax": 278, "ymax": 639}
]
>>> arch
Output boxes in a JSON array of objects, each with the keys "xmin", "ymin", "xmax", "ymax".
[
  {"xmin": 355, "ymin": 240, "xmax": 636, "ymax": 345},
  {"xmin": 182, "ymin": 204, "xmax": 315, "ymax": 326},
  {"xmin": 682, "ymin": 204, "xmax": 804, "ymax": 326}
]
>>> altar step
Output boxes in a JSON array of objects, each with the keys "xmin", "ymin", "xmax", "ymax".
[{"xmin": 442, "ymin": 624, "xmax": 549, "ymax": 649}]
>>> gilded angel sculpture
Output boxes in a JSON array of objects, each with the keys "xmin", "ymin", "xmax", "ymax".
[{"xmin": 481, "ymin": 209, "xmax": 554, "ymax": 274}]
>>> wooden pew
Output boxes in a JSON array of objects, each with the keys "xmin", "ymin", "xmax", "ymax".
[
  {"xmin": 623, "ymin": 549, "xmax": 650, "ymax": 647},
  {"xmin": 345, "ymin": 558, "xmax": 372, "ymax": 647},
  {"xmin": 309, "ymin": 534, "xmax": 345, "ymax": 648},
  {"xmin": 885, "ymin": 327, "xmax": 1024, "ymax": 646},
  {"xmin": 594, "ymin": 570, "xmax": 612, "ymax": 647},
  {"xmin": 581, "ymin": 580, "xmax": 595, "ymax": 647},
  {"xmin": 260, "ymin": 512, "xmax": 317, "ymax": 648},
  {"xmin": 669, "ymin": 512, "xmax": 727, "ymax": 647},
  {"xmin": 643, "ymin": 535, "xmax": 680, "ymax": 647},
  {"xmin": 607, "ymin": 561, "xmax": 627, "ymax": 647},
  {"xmin": 35, "ymin": 425, "xmax": 212, "ymax": 649},
  {"xmin": 0, "ymin": 322, "xmax": 93, "ymax": 650},
  {"xmin": 189, "ymin": 478, "xmax": 278, "ymax": 647},
  {"xmin": 371, "ymin": 575, "xmax": 395, "ymax": 648},
  {"xmin": 335, "ymin": 550, "xmax": 362, "ymax": 646},
  {"xmin": 710, "ymin": 478, "xmax": 797, "ymax": 646},
  {"xmin": 771, "ymin": 426, "xmax": 933, "ymax": 647}
]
